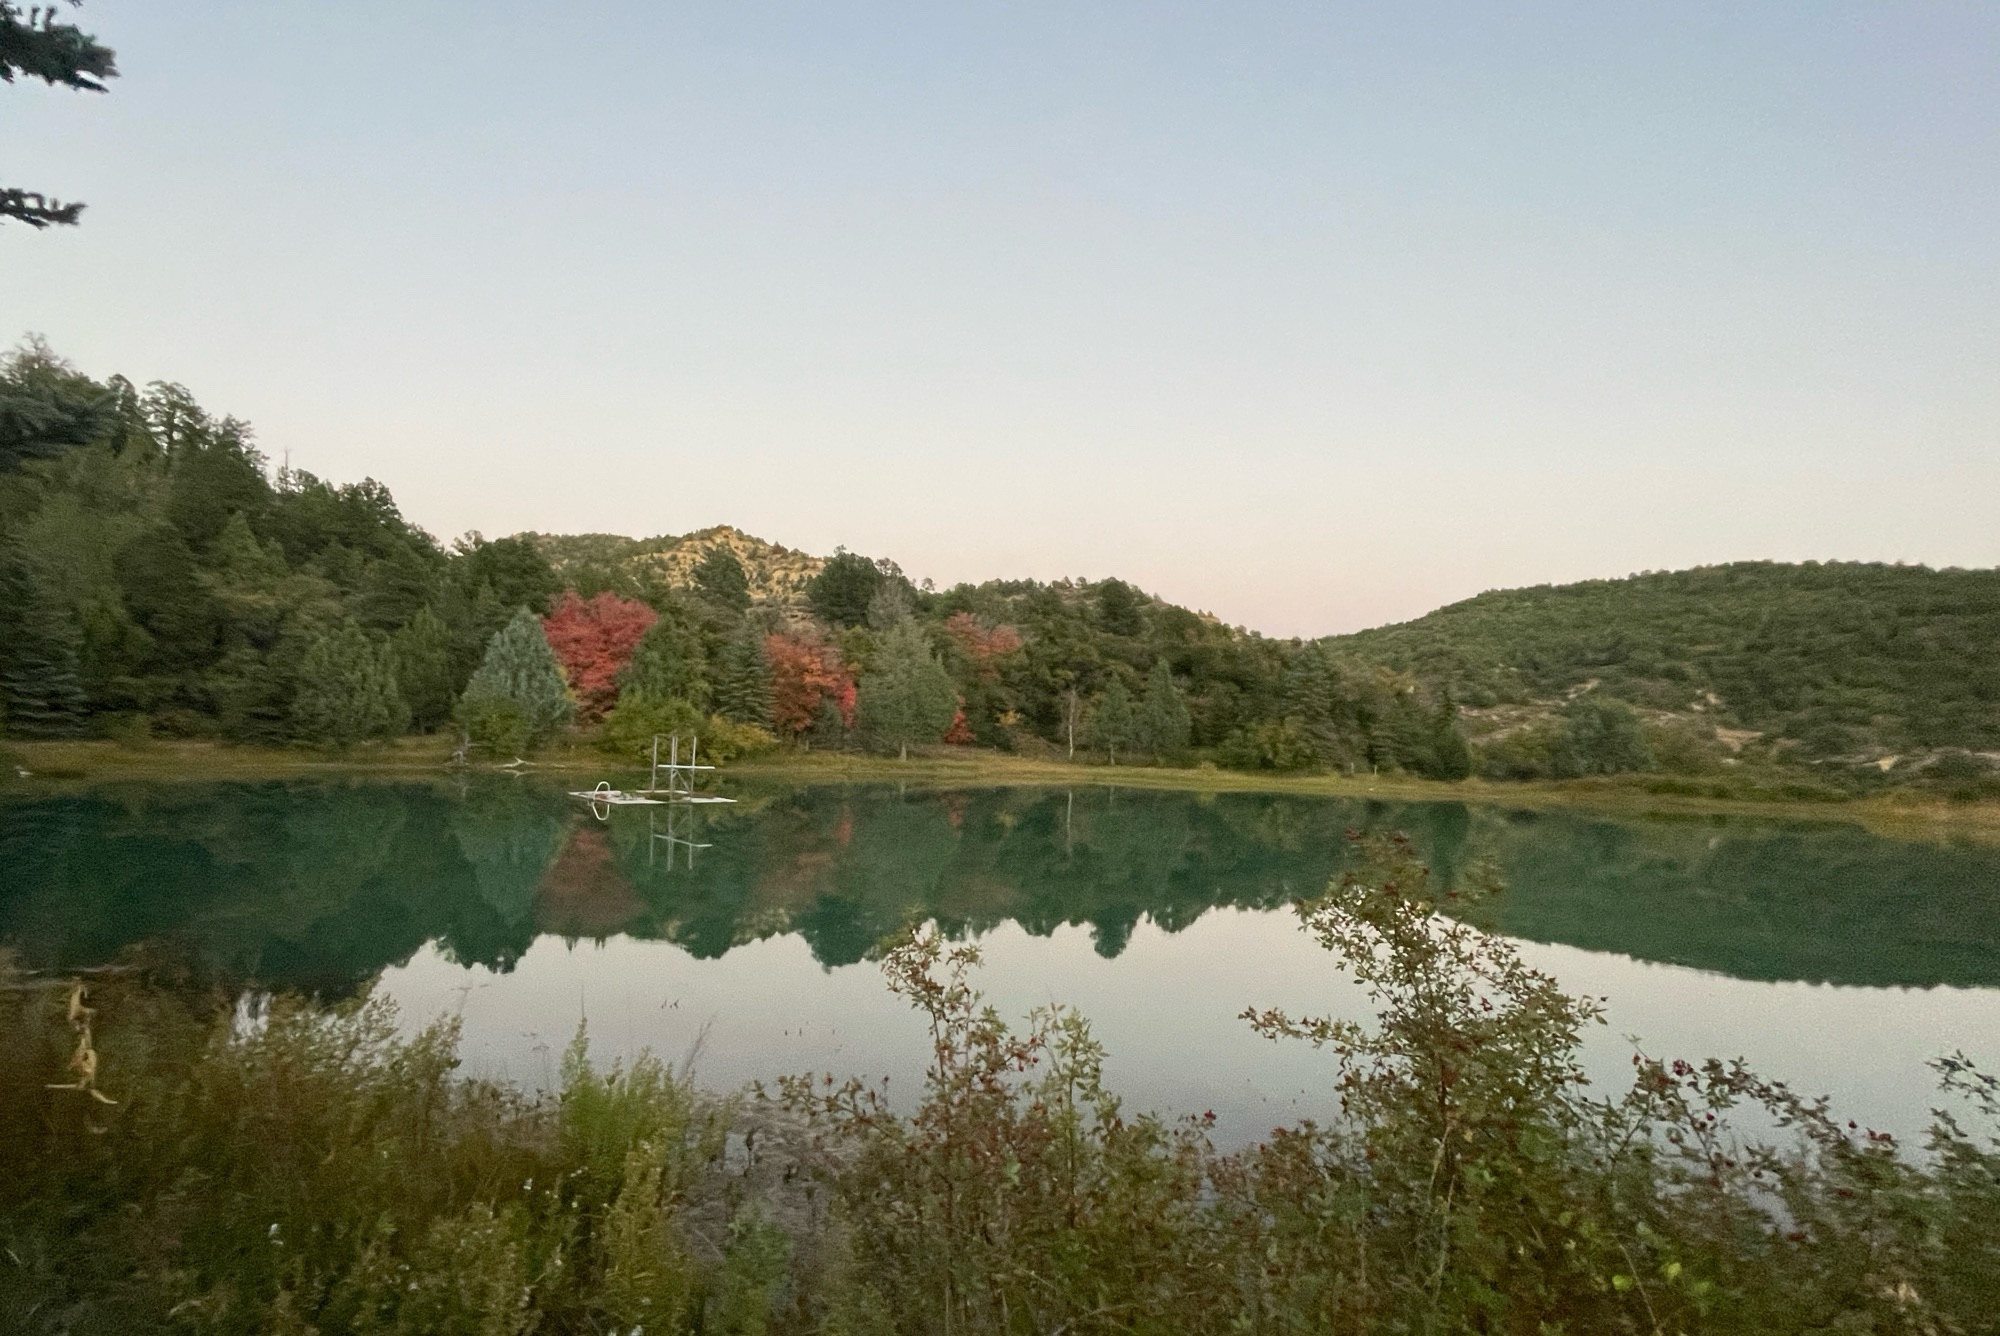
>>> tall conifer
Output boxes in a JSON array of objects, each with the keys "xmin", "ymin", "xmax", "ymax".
[
  {"xmin": 858, "ymin": 618, "xmax": 955, "ymax": 760},
  {"xmin": 291, "ymin": 620, "xmax": 407, "ymax": 746},
  {"xmin": 393, "ymin": 605, "xmax": 457, "ymax": 732},
  {"xmin": 619, "ymin": 607, "xmax": 709, "ymax": 710},
  {"xmin": 1, "ymin": 593, "xmax": 89, "ymax": 736},
  {"xmin": 1138, "ymin": 658, "xmax": 1191, "ymax": 761},
  {"xmin": 713, "ymin": 626, "xmax": 774, "ymax": 728},
  {"xmin": 457, "ymin": 607, "xmax": 574, "ymax": 750}
]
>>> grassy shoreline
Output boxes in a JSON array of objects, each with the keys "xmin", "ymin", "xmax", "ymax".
[{"xmin": 5, "ymin": 736, "xmax": 1997, "ymax": 840}]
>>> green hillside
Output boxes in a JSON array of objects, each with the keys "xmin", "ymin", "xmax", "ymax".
[{"xmin": 1324, "ymin": 562, "xmax": 2000, "ymax": 760}]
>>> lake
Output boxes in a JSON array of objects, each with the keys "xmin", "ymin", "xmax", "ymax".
[{"xmin": 4, "ymin": 778, "xmax": 1997, "ymax": 1145}]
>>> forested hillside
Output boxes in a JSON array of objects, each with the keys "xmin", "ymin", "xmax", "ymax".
[
  {"xmin": 1323, "ymin": 563, "xmax": 2000, "ymax": 763},
  {"xmin": 3, "ymin": 340, "xmax": 1994, "ymax": 794}
]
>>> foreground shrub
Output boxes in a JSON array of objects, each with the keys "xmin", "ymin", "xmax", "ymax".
[{"xmin": 0, "ymin": 969, "xmax": 783, "ymax": 1334}]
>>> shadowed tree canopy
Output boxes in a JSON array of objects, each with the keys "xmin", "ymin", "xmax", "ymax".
[
  {"xmin": 2, "ymin": 2, "xmax": 119, "ymax": 228},
  {"xmin": 807, "ymin": 549, "xmax": 885, "ymax": 627},
  {"xmin": 0, "ymin": 338, "xmax": 116, "ymax": 468},
  {"xmin": 693, "ymin": 545, "xmax": 751, "ymax": 611}
]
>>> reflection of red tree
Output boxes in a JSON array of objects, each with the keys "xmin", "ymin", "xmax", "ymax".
[
  {"xmin": 764, "ymin": 631, "xmax": 856, "ymax": 740},
  {"xmin": 542, "ymin": 591, "xmax": 658, "ymax": 720},
  {"xmin": 535, "ymin": 826, "xmax": 644, "ymax": 938}
]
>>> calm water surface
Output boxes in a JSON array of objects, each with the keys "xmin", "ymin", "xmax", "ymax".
[{"xmin": 4, "ymin": 779, "xmax": 1996, "ymax": 1144}]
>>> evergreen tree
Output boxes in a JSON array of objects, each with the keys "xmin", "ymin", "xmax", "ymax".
[
  {"xmin": 392, "ymin": 605, "xmax": 456, "ymax": 732},
  {"xmin": 1138, "ymin": 657, "xmax": 1191, "ymax": 761},
  {"xmin": 0, "ymin": 338, "xmax": 116, "ymax": 468},
  {"xmin": 452, "ymin": 535, "xmax": 559, "ymax": 617},
  {"xmin": 290, "ymin": 620, "xmax": 407, "ymax": 747},
  {"xmin": 1086, "ymin": 677, "xmax": 1140, "ymax": 764},
  {"xmin": 807, "ymin": 549, "xmax": 886, "ymax": 628},
  {"xmin": 1, "ymin": 1, "xmax": 119, "ymax": 229},
  {"xmin": 857, "ymin": 619, "xmax": 956, "ymax": 760},
  {"xmin": 618, "ymin": 606, "xmax": 709, "ymax": 710},
  {"xmin": 167, "ymin": 429, "xmax": 271, "ymax": 550},
  {"xmin": 1426, "ymin": 690, "xmax": 1474, "ymax": 781},
  {"xmin": 456, "ymin": 607, "xmax": 574, "ymax": 751},
  {"xmin": 0, "ymin": 578, "xmax": 89, "ymax": 737},
  {"xmin": 692, "ymin": 545, "xmax": 751, "ymax": 611},
  {"xmin": 1282, "ymin": 644, "xmax": 1358, "ymax": 768},
  {"xmin": 713, "ymin": 626, "xmax": 774, "ymax": 727},
  {"xmin": 1095, "ymin": 578, "xmax": 1146, "ymax": 637}
]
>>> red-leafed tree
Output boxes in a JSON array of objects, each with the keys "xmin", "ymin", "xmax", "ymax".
[
  {"xmin": 765, "ymin": 631, "xmax": 856, "ymax": 741},
  {"xmin": 943, "ymin": 701, "xmax": 975, "ymax": 745},
  {"xmin": 541, "ymin": 590, "xmax": 658, "ymax": 720}
]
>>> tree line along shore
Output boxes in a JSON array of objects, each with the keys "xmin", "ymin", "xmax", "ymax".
[{"xmin": 4, "ymin": 340, "xmax": 1997, "ymax": 804}]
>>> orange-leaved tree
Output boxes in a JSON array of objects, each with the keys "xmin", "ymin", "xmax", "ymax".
[
  {"xmin": 765, "ymin": 630, "xmax": 856, "ymax": 742},
  {"xmin": 541, "ymin": 591, "xmax": 658, "ymax": 720}
]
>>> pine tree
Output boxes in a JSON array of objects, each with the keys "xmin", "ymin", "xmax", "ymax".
[
  {"xmin": 1, "ymin": 2, "xmax": 119, "ymax": 229},
  {"xmin": 456, "ymin": 607, "xmax": 574, "ymax": 751},
  {"xmin": 619, "ymin": 606, "xmax": 709, "ymax": 710},
  {"xmin": 857, "ymin": 618, "xmax": 956, "ymax": 760},
  {"xmin": 393, "ymin": 605, "xmax": 457, "ymax": 732},
  {"xmin": 1086, "ymin": 677, "xmax": 1139, "ymax": 764},
  {"xmin": 1282, "ymin": 643, "xmax": 1357, "ymax": 769},
  {"xmin": 1, "ymin": 589, "xmax": 89, "ymax": 737},
  {"xmin": 713, "ymin": 626, "xmax": 774, "ymax": 727},
  {"xmin": 1138, "ymin": 657, "xmax": 1191, "ymax": 761},
  {"xmin": 1427, "ymin": 690, "xmax": 1473, "ymax": 781},
  {"xmin": 693, "ymin": 545, "xmax": 751, "ymax": 611},
  {"xmin": 291, "ymin": 620, "xmax": 407, "ymax": 747}
]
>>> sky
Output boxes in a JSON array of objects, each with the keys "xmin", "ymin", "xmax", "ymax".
[{"xmin": 5, "ymin": 2, "xmax": 1997, "ymax": 636}]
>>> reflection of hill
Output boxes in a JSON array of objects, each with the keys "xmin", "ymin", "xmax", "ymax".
[
  {"xmin": 1466, "ymin": 808, "xmax": 2000, "ymax": 988},
  {"xmin": 4, "ymin": 781, "xmax": 1997, "ymax": 992}
]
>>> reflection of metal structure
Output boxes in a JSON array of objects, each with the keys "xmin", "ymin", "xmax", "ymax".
[
  {"xmin": 638, "ymin": 734, "xmax": 737, "ymax": 805},
  {"xmin": 568, "ymin": 779, "xmax": 663, "ymax": 821},
  {"xmin": 648, "ymin": 802, "xmax": 712, "ymax": 871}
]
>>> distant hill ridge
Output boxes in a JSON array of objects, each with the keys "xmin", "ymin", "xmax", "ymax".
[
  {"xmin": 1320, "ymin": 560, "xmax": 2000, "ymax": 757},
  {"xmin": 525, "ymin": 526, "xmax": 824, "ymax": 605}
]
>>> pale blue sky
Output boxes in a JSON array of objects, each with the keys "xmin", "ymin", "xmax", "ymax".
[{"xmin": 6, "ymin": 2, "xmax": 1996, "ymax": 634}]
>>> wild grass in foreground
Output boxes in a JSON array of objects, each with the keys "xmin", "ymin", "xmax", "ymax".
[{"xmin": 4, "ymin": 836, "xmax": 1998, "ymax": 1333}]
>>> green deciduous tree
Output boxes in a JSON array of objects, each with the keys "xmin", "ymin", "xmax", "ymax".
[
  {"xmin": 456, "ymin": 607, "xmax": 573, "ymax": 753},
  {"xmin": 290, "ymin": 620, "xmax": 407, "ymax": 747},
  {"xmin": 1138, "ymin": 658, "xmax": 1191, "ymax": 761},
  {"xmin": 1552, "ymin": 693, "xmax": 1653, "ymax": 777},
  {"xmin": 858, "ymin": 618, "xmax": 956, "ymax": 760}
]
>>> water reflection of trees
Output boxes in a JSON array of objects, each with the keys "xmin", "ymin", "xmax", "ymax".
[{"xmin": 3, "ymin": 781, "xmax": 1998, "ymax": 993}]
